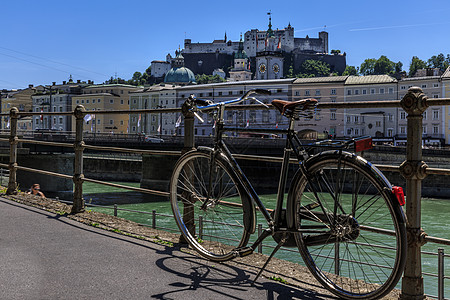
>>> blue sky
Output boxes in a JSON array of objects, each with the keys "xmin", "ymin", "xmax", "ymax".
[{"xmin": 1, "ymin": 0, "xmax": 449, "ymax": 89}]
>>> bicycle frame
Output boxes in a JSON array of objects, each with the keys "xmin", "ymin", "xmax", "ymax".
[{"xmin": 209, "ymin": 104, "xmax": 309, "ymax": 249}]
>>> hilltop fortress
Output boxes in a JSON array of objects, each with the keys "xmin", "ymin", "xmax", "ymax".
[{"xmin": 153, "ymin": 17, "xmax": 346, "ymax": 81}]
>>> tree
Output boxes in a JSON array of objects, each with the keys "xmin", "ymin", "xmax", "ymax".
[
  {"xmin": 373, "ymin": 55, "xmax": 395, "ymax": 75},
  {"xmin": 195, "ymin": 74, "xmax": 226, "ymax": 84},
  {"xmin": 342, "ymin": 65, "xmax": 358, "ymax": 76},
  {"xmin": 408, "ymin": 56, "xmax": 428, "ymax": 77},
  {"xmin": 427, "ymin": 53, "xmax": 449, "ymax": 71},
  {"xmin": 395, "ymin": 61, "xmax": 403, "ymax": 73},
  {"xmin": 360, "ymin": 58, "xmax": 377, "ymax": 75},
  {"xmin": 331, "ymin": 49, "xmax": 341, "ymax": 54},
  {"xmin": 297, "ymin": 59, "xmax": 331, "ymax": 77}
]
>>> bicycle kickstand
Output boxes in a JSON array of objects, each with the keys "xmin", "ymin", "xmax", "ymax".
[{"xmin": 252, "ymin": 236, "xmax": 287, "ymax": 284}]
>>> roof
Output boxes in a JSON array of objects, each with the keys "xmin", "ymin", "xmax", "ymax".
[
  {"xmin": 129, "ymin": 84, "xmax": 180, "ymax": 94},
  {"xmin": 442, "ymin": 66, "xmax": 450, "ymax": 78},
  {"xmin": 400, "ymin": 76, "xmax": 441, "ymax": 82},
  {"xmin": 151, "ymin": 60, "xmax": 170, "ymax": 64},
  {"xmin": 294, "ymin": 76, "xmax": 348, "ymax": 84},
  {"xmin": 177, "ymin": 78, "xmax": 296, "ymax": 91},
  {"xmin": 164, "ymin": 67, "xmax": 196, "ymax": 84},
  {"xmin": 345, "ymin": 75, "xmax": 397, "ymax": 85},
  {"xmin": 85, "ymin": 83, "xmax": 140, "ymax": 89}
]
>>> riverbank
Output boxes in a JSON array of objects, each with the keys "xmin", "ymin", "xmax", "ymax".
[{"xmin": 1, "ymin": 191, "xmax": 410, "ymax": 299}]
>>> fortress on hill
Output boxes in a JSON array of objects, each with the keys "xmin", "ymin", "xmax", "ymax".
[{"xmin": 156, "ymin": 15, "xmax": 346, "ymax": 81}]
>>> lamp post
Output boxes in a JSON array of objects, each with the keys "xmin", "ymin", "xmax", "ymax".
[{"xmin": 157, "ymin": 105, "xmax": 165, "ymax": 139}]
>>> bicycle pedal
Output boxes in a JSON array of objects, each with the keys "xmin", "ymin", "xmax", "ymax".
[{"xmin": 235, "ymin": 247, "xmax": 253, "ymax": 257}]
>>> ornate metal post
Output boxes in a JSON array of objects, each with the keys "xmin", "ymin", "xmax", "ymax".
[
  {"xmin": 399, "ymin": 87, "xmax": 428, "ymax": 300},
  {"xmin": 179, "ymin": 96, "xmax": 196, "ymax": 242},
  {"xmin": 71, "ymin": 105, "xmax": 85, "ymax": 213},
  {"xmin": 6, "ymin": 107, "xmax": 19, "ymax": 194}
]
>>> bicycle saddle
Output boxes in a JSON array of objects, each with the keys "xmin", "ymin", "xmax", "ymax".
[{"xmin": 272, "ymin": 98, "xmax": 318, "ymax": 119}]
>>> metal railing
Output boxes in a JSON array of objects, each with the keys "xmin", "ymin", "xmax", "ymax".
[{"xmin": 1, "ymin": 86, "xmax": 450, "ymax": 299}]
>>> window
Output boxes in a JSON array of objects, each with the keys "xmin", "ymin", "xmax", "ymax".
[
  {"xmin": 362, "ymin": 89, "xmax": 367, "ymax": 95},
  {"xmin": 423, "ymin": 126, "xmax": 427, "ymax": 134},
  {"xmin": 433, "ymin": 94, "xmax": 439, "ymax": 98},
  {"xmin": 92, "ymin": 99, "xmax": 96, "ymax": 103},
  {"xmin": 110, "ymin": 99, "xmax": 114, "ymax": 104},
  {"xmin": 347, "ymin": 90, "xmax": 352, "ymax": 95},
  {"xmin": 347, "ymin": 116, "xmax": 351, "ymax": 123},
  {"xmin": 387, "ymin": 128, "xmax": 393, "ymax": 137},
  {"xmin": 434, "ymin": 83, "xmax": 439, "ymax": 88},
  {"xmin": 400, "ymin": 111, "xmax": 406, "ymax": 120},
  {"xmin": 121, "ymin": 100, "xmax": 124, "ymax": 104},
  {"xmin": 379, "ymin": 88, "xmax": 385, "ymax": 94},
  {"xmin": 354, "ymin": 116, "xmax": 359, "ymax": 123},
  {"xmin": 370, "ymin": 88, "xmax": 376, "ymax": 94},
  {"xmin": 388, "ymin": 114, "xmax": 393, "ymax": 121},
  {"xmin": 98, "ymin": 99, "xmax": 101, "ymax": 103},
  {"xmin": 330, "ymin": 110, "xmax": 336, "ymax": 120},
  {"xmin": 97, "ymin": 119, "xmax": 101, "ymax": 124},
  {"xmin": 421, "ymin": 84, "xmax": 427, "ymax": 88},
  {"xmin": 330, "ymin": 89, "xmax": 336, "ymax": 95},
  {"xmin": 228, "ymin": 91, "xmax": 233, "ymax": 95},
  {"xmin": 86, "ymin": 100, "xmax": 89, "ymax": 104},
  {"xmin": 262, "ymin": 110, "xmax": 269, "ymax": 123},
  {"xmin": 354, "ymin": 89, "xmax": 359, "ymax": 95},
  {"xmin": 218, "ymin": 92, "xmax": 222, "ymax": 96},
  {"xmin": 401, "ymin": 85, "xmax": 406, "ymax": 90},
  {"xmin": 305, "ymin": 90, "xmax": 310, "ymax": 96},
  {"xmin": 376, "ymin": 121, "xmax": 381, "ymax": 127},
  {"xmin": 315, "ymin": 90, "xmax": 321, "ymax": 96},
  {"xmin": 295, "ymin": 91, "xmax": 300, "ymax": 96},
  {"xmin": 277, "ymin": 89, "xmax": 282, "ymax": 93},
  {"xmin": 59, "ymin": 117, "xmax": 63, "ymax": 124},
  {"xmin": 354, "ymin": 128, "xmax": 359, "ymax": 135},
  {"xmin": 389, "ymin": 88, "xmax": 394, "ymax": 94},
  {"xmin": 433, "ymin": 110, "xmax": 439, "ymax": 120},
  {"xmin": 400, "ymin": 126, "xmax": 406, "ymax": 134},
  {"xmin": 433, "ymin": 126, "xmax": 439, "ymax": 134},
  {"xmin": 424, "ymin": 111, "xmax": 427, "ymax": 120},
  {"xmin": 109, "ymin": 119, "xmax": 113, "ymax": 125}
]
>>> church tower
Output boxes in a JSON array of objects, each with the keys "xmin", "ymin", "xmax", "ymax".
[
  {"xmin": 229, "ymin": 35, "xmax": 252, "ymax": 81},
  {"xmin": 255, "ymin": 13, "xmax": 284, "ymax": 80}
]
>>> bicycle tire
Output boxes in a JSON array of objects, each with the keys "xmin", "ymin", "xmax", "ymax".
[
  {"xmin": 288, "ymin": 151, "xmax": 406, "ymax": 300},
  {"xmin": 170, "ymin": 149, "xmax": 255, "ymax": 262}
]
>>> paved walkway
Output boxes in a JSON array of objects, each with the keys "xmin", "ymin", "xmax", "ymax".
[{"xmin": 0, "ymin": 198, "xmax": 334, "ymax": 300}]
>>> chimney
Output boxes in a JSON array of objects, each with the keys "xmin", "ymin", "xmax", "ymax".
[
  {"xmin": 28, "ymin": 84, "xmax": 34, "ymax": 88},
  {"xmin": 63, "ymin": 81, "xmax": 66, "ymax": 85},
  {"xmin": 77, "ymin": 80, "xmax": 81, "ymax": 83},
  {"xmin": 52, "ymin": 82, "xmax": 56, "ymax": 86}
]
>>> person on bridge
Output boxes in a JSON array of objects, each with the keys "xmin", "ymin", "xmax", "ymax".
[{"xmin": 26, "ymin": 183, "xmax": 45, "ymax": 198}]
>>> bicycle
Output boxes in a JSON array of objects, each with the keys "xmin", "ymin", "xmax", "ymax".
[{"xmin": 170, "ymin": 89, "xmax": 407, "ymax": 299}]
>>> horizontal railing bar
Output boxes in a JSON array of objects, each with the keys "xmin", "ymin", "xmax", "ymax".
[
  {"xmin": 83, "ymin": 144, "xmax": 181, "ymax": 156},
  {"xmin": 16, "ymin": 138, "xmax": 74, "ymax": 148},
  {"xmin": 82, "ymin": 177, "xmax": 169, "ymax": 197},
  {"xmin": 3, "ymin": 97, "xmax": 450, "ymax": 118},
  {"xmin": 0, "ymin": 164, "xmax": 73, "ymax": 180}
]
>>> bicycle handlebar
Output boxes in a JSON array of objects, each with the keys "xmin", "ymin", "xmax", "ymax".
[{"xmin": 190, "ymin": 89, "xmax": 271, "ymax": 112}]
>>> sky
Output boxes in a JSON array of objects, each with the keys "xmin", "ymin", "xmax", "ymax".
[{"xmin": 1, "ymin": 0, "xmax": 449, "ymax": 90}]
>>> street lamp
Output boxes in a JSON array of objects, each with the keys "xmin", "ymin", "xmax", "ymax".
[{"xmin": 156, "ymin": 105, "xmax": 166, "ymax": 139}]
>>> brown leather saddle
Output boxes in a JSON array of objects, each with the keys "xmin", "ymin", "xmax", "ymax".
[{"xmin": 272, "ymin": 98, "xmax": 318, "ymax": 119}]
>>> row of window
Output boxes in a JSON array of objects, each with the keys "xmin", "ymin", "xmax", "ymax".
[
  {"xmin": 348, "ymin": 87, "xmax": 394, "ymax": 96},
  {"xmin": 400, "ymin": 110, "xmax": 440, "ymax": 120},
  {"xmin": 180, "ymin": 89, "xmax": 284, "ymax": 99},
  {"xmin": 83, "ymin": 89, "xmax": 128, "ymax": 95},
  {"xmin": 400, "ymin": 83, "xmax": 439, "ymax": 90},
  {"xmin": 399, "ymin": 126, "xmax": 440, "ymax": 134}
]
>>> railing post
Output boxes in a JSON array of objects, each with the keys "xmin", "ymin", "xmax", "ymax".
[
  {"xmin": 114, "ymin": 204, "xmax": 118, "ymax": 217},
  {"xmin": 438, "ymin": 248, "xmax": 444, "ymax": 300},
  {"xmin": 71, "ymin": 105, "xmax": 85, "ymax": 214},
  {"xmin": 6, "ymin": 107, "xmax": 19, "ymax": 195},
  {"xmin": 179, "ymin": 96, "xmax": 196, "ymax": 243},
  {"xmin": 399, "ymin": 87, "xmax": 428, "ymax": 300},
  {"xmin": 152, "ymin": 210, "xmax": 156, "ymax": 229},
  {"xmin": 258, "ymin": 224, "xmax": 263, "ymax": 254}
]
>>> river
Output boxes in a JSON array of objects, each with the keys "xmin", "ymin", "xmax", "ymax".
[{"xmin": 83, "ymin": 181, "xmax": 450, "ymax": 298}]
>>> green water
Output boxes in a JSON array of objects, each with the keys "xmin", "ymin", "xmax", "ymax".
[{"xmin": 85, "ymin": 182, "xmax": 450, "ymax": 297}]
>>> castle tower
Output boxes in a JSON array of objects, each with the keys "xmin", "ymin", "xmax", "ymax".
[
  {"xmin": 255, "ymin": 13, "xmax": 284, "ymax": 80},
  {"xmin": 229, "ymin": 35, "xmax": 252, "ymax": 81}
]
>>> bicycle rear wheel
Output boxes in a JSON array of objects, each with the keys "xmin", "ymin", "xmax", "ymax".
[
  {"xmin": 170, "ymin": 150, "xmax": 254, "ymax": 262},
  {"xmin": 289, "ymin": 151, "xmax": 406, "ymax": 299}
]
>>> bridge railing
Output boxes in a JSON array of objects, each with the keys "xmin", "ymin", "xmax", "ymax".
[{"xmin": 1, "ymin": 86, "xmax": 450, "ymax": 299}]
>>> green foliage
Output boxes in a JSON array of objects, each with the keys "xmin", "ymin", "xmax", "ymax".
[
  {"xmin": 342, "ymin": 65, "xmax": 358, "ymax": 76},
  {"xmin": 427, "ymin": 53, "xmax": 450, "ymax": 71},
  {"xmin": 269, "ymin": 276, "xmax": 289, "ymax": 284},
  {"xmin": 296, "ymin": 59, "xmax": 331, "ymax": 77},
  {"xmin": 360, "ymin": 56, "xmax": 398, "ymax": 75},
  {"xmin": 195, "ymin": 74, "xmax": 226, "ymax": 84},
  {"xmin": 409, "ymin": 56, "xmax": 428, "ymax": 77},
  {"xmin": 331, "ymin": 49, "xmax": 341, "ymax": 54}
]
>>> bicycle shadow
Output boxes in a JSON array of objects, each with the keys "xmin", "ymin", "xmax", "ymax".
[{"xmin": 151, "ymin": 250, "xmax": 335, "ymax": 300}]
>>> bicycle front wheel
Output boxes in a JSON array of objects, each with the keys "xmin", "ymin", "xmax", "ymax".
[
  {"xmin": 289, "ymin": 151, "xmax": 406, "ymax": 299},
  {"xmin": 170, "ymin": 150, "xmax": 255, "ymax": 262}
]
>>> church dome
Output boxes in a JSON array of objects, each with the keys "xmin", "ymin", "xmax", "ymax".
[{"xmin": 164, "ymin": 67, "xmax": 196, "ymax": 84}]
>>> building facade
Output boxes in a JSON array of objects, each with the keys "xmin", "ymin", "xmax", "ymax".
[{"xmin": 72, "ymin": 84, "xmax": 140, "ymax": 134}]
